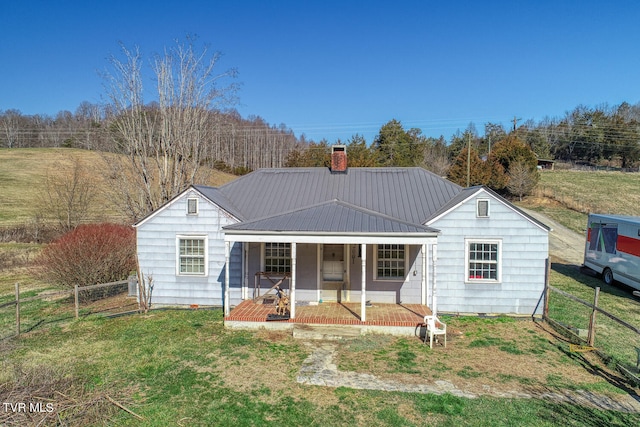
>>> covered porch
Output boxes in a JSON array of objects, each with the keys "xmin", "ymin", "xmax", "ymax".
[
  {"xmin": 224, "ymin": 300, "xmax": 433, "ymax": 335},
  {"xmin": 222, "ymin": 199, "xmax": 440, "ymax": 326}
]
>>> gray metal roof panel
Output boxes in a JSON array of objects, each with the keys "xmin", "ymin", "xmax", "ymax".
[
  {"xmin": 218, "ymin": 167, "xmax": 462, "ymax": 225},
  {"xmin": 223, "ymin": 199, "xmax": 439, "ymax": 234}
]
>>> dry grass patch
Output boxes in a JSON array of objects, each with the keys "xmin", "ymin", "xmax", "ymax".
[
  {"xmin": 210, "ymin": 329, "xmax": 308, "ymax": 396},
  {"xmin": 335, "ymin": 318, "xmax": 633, "ymax": 398},
  {"xmin": 0, "ymin": 360, "xmax": 137, "ymax": 426}
]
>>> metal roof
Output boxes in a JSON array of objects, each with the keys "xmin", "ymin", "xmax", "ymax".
[
  {"xmin": 223, "ymin": 199, "xmax": 440, "ymax": 234},
  {"xmin": 214, "ymin": 167, "xmax": 462, "ymax": 226}
]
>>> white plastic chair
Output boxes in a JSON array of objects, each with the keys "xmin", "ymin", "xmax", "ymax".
[{"xmin": 424, "ymin": 315, "xmax": 447, "ymax": 348}]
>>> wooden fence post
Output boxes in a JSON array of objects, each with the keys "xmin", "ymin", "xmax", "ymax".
[
  {"xmin": 74, "ymin": 285, "xmax": 79, "ymax": 319},
  {"xmin": 587, "ymin": 287, "xmax": 600, "ymax": 347},
  {"xmin": 543, "ymin": 258, "xmax": 550, "ymax": 319},
  {"xmin": 15, "ymin": 283, "xmax": 20, "ymax": 336}
]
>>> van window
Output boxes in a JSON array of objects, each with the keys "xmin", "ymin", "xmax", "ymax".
[{"xmin": 590, "ymin": 223, "xmax": 617, "ymax": 254}]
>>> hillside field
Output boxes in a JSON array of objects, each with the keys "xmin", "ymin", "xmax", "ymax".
[
  {"xmin": 521, "ymin": 169, "xmax": 640, "ymax": 234},
  {"xmin": 0, "ymin": 148, "xmax": 237, "ymax": 226}
]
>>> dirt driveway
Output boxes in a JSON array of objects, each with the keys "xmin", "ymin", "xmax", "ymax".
[{"xmin": 522, "ymin": 208, "xmax": 585, "ymax": 265}]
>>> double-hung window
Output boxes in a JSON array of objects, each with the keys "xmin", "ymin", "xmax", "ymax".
[
  {"xmin": 375, "ymin": 244, "xmax": 406, "ymax": 280},
  {"xmin": 177, "ymin": 236, "xmax": 207, "ymax": 275},
  {"xmin": 264, "ymin": 243, "xmax": 291, "ymax": 274},
  {"xmin": 466, "ymin": 239, "xmax": 501, "ymax": 282}
]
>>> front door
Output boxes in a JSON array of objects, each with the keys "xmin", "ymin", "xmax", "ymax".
[{"xmin": 322, "ymin": 244, "xmax": 347, "ymax": 301}]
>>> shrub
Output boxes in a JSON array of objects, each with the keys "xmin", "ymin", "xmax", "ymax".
[{"xmin": 38, "ymin": 223, "xmax": 136, "ymax": 289}]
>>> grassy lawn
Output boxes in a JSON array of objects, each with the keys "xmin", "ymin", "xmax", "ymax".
[{"xmin": 2, "ymin": 309, "xmax": 639, "ymax": 426}]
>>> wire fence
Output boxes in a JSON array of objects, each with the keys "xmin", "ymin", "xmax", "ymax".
[
  {"xmin": 0, "ymin": 277, "xmax": 139, "ymax": 340},
  {"xmin": 545, "ymin": 285, "xmax": 640, "ymax": 385}
]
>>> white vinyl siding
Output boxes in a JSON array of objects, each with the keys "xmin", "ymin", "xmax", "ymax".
[
  {"xmin": 429, "ymin": 190, "xmax": 548, "ymax": 315},
  {"xmin": 136, "ymin": 188, "xmax": 242, "ymax": 307}
]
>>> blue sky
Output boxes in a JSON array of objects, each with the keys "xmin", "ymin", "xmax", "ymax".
[{"xmin": 2, "ymin": 0, "xmax": 639, "ymax": 143}]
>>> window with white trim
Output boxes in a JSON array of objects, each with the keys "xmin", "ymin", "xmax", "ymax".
[
  {"xmin": 177, "ymin": 237, "xmax": 207, "ymax": 275},
  {"xmin": 375, "ymin": 244, "xmax": 406, "ymax": 280},
  {"xmin": 264, "ymin": 242, "xmax": 291, "ymax": 274},
  {"xmin": 477, "ymin": 199, "xmax": 489, "ymax": 217},
  {"xmin": 466, "ymin": 239, "xmax": 501, "ymax": 282},
  {"xmin": 187, "ymin": 198, "xmax": 198, "ymax": 215}
]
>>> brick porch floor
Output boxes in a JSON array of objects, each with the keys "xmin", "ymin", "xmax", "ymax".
[{"xmin": 224, "ymin": 300, "xmax": 432, "ymax": 327}]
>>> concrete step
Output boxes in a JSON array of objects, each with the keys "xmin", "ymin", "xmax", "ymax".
[{"xmin": 293, "ymin": 324, "xmax": 362, "ymax": 340}]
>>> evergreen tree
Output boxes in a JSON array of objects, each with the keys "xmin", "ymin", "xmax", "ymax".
[{"xmin": 373, "ymin": 119, "xmax": 424, "ymax": 166}]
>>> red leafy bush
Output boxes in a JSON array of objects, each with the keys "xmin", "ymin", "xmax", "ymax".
[{"xmin": 38, "ymin": 223, "xmax": 136, "ymax": 289}]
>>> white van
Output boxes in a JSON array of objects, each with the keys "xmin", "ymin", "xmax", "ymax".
[{"xmin": 584, "ymin": 213, "xmax": 640, "ymax": 291}]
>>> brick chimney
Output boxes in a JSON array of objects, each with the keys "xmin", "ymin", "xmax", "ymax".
[{"xmin": 331, "ymin": 145, "xmax": 347, "ymax": 173}]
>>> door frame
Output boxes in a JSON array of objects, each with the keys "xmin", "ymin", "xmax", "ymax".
[{"xmin": 317, "ymin": 243, "xmax": 351, "ymax": 302}]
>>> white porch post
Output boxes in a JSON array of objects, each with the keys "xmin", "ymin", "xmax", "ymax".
[
  {"xmin": 242, "ymin": 243, "xmax": 249, "ymax": 300},
  {"xmin": 224, "ymin": 241, "xmax": 230, "ymax": 316},
  {"xmin": 361, "ymin": 243, "xmax": 367, "ymax": 322},
  {"xmin": 431, "ymin": 244, "xmax": 438, "ymax": 317},
  {"xmin": 291, "ymin": 242, "xmax": 297, "ymax": 319},
  {"xmin": 422, "ymin": 244, "xmax": 427, "ymax": 306}
]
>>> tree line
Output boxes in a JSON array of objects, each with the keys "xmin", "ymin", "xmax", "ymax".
[
  {"xmin": 3, "ymin": 100, "xmax": 638, "ymax": 176},
  {"xmin": 0, "ymin": 106, "xmax": 299, "ymax": 173},
  {"xmin": 284, "ymin": 118, "xmax": 540, "ymax": 200}
]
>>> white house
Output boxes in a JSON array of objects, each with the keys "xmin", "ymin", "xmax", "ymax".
[{"xmin": 134, "ymin": 146, "xmax": 550, "ymax": 321}]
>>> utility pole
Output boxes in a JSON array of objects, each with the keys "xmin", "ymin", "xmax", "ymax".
[
  {"xmin": 466, "ymin": 133, "xmax": 471, "ymax": 187},
  {"xmin": 512, "ymin": 116, "xmax": 521, "ymax": 131}
]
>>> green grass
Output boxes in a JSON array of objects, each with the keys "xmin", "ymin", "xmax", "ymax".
[
  {"xmin": 548, "ymin": 263, "xmax": 640, "ymax": 374},
  {"xmin": 2, "ymin": 309, "xmax": 637, "ymax": 426}
]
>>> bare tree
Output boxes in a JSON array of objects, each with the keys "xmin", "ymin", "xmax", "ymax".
[
  {"xmin": 103, "ymin": 38, "xmax": 238, "ymax": 221},
  {"xmin": 37, "ymin": 157, "xmax": 97, "ymax": 232},
  {"xmin": 507, "ymin": 160, "xmax": 538, "ymax": 201},
  {"xmin": 422, "ymin": 138, "xmax": 450, "ymax": 176},
  {"xmin": 0, "ymin": 109, "xmax": 23, "ymax": 148}
]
